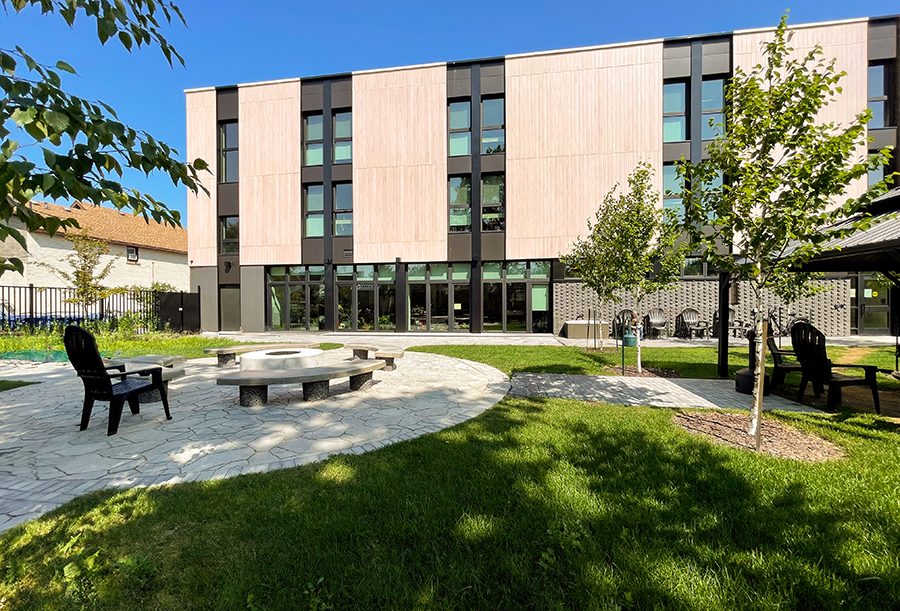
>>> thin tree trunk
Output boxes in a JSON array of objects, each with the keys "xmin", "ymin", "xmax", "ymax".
[
  {"xmin": 748, "ymin": 284, "xmax": 767, "ymax": 449},
  {"xmin": 635, "ymin": 308, "xmax": 642, "ymax": 374}
]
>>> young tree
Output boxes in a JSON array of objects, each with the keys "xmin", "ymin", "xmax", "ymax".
[
  {"xmin": 41, "ymin": 230, "xmax": 122, "ymax": 316},
  {"xmin": 561, "ymin": 161, "xmax": 687, "ymax": 371},
  {"xmin": 0, "ymin": 0, "xmax": 208, "ymax": 277},
  {"xmin": 676, "ymin": 15, "xmax": 893, "ymax": 448}
]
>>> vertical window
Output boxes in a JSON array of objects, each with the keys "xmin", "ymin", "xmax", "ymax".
[
  {"xmin": 701, "ymin": 78, "xmax": 725, "ymax": 140},
  {"xmin": 448, "ymin": 176, "xmax": 472, "ymax": 232},
  {"xmin": 482, "ymin": 173, "xmax": 505, "ymax": 232},
  {"xmin": 868, "ymin": 63, "xmax": 889, "ymax": 129},
  {"xmin": 218, "ymin": 121, "xmax": 238, "ymax": 183},
  {"xmin": 663, "ymin": 81, "xmax": 688, "ymax": 142},
  {"xmin": 482, "ymin": 97, "xmax": 505, "ymax": 154},
  {"xmin": 663, "ymin": 164, "xmax": 684, "ymax": 215},
  {"xmin": 304, "ymin": 113, "xmax": 324, "ymax": 166},
  {"xmin": 126, "ymin": 246, "xmax": 139, "ymax": 263},
  {"xmin": 333, "ymin": 111, "xmax": 352, "ymax": 164},
  {"xmin": 448, "ymin": 100, "xmax": 471, "ymax": 156},
  {"xmin": 869, "ymin": 156, "xmax": 885, "ymax": 188},
  {"xmin": 220, "ymin": 216, "xmax": 239, "ymax": 254},
  {"xmin": 303, "ymin": 185, "xmax": 324, "ymax": 237},
  {"xmin": 333, "ymin": 183, "xmax": 353, "ymax": 236}
]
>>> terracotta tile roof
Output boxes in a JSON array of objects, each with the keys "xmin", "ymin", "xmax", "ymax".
[{"xmin": 27, "ymin": 201, "xmax": 187, "ymax": 254}]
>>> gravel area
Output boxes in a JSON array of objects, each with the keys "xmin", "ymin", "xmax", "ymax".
[{"xmin": 672, "ymin": 411, "xmax": 845, "ymax": 462}]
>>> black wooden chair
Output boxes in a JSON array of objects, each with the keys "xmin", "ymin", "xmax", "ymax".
[
  {"xmin": 644, "ymin": 308, "xmax": 668, "ymax": 339},
  {"xmin": 64, "ymin": 325, "xmax": 172, "ymax": 435},
  {"xmin": 674, "ymin": 308, "xmax": 709, "ymax": 339},
  {"xmin": 767, "ymin": 337, "xmax": 802, "ymax": 391},
  {"xmin": 789, "ymin": 322, "xmax": 880, "ymax": 413}
]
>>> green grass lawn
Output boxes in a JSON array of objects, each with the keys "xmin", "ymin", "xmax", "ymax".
[
  {"xmin": 1, "ymin": 398, "xmax": 898, "ymax": 609},
  {"xmin": 0, "ymin": 380, "xmax": 33, "ymax": 392},
  {"xmin": 409, "ymin": 344, "xmax": 753, "ymax": 378}
]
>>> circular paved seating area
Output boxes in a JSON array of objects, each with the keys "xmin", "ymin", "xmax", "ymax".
[{"xmin": 0, "ymin": 350, "xmax": 508, "ymax": 532}]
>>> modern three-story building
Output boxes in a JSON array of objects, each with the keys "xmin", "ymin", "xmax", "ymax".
[{"xmin": 186, "ymin": 15, "xmax": 898, "ymax": 336}]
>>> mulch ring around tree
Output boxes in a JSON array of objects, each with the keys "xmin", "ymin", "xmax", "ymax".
[
  {"xmin": 607, "ymin": 365, "xmax": 681, "ymax": 378},
  {"xmin": 672, "ymin": 411, "xmax": 845, "ymax": 462}
]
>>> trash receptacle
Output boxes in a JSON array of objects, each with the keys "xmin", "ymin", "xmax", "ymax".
[{"xmin": 623, "ymin": 333, "xmax": 637, "ymax": 347}]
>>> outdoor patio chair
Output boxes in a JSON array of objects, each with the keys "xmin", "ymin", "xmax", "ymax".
[
  {"xmin": 64, "ymin": 325, "xmax": 172, "ymax": 435},
  {"xmin": 644, "ymin": 308, "xmax": 668, "ymax": 339},
  {"xmin": 674, "ymin": 308, "xmax": 709, "ymax": 339},
  {"xmin": 789, "ymin": 322, "xmax": 880, "ymax": 413},
  {"xmin": 767, "ymin": 337, "xmax": 802, "ymax": 391},
  {"xmin": 712, "ymin": 308, "xmax": 747, "ymax": 339}
]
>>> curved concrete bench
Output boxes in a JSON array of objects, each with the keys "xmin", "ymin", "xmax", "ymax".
[
  {"xmin": 344, "ymin": 344, "xmax": 405, "ymax": 370},
  {"xmin": 217, "ymin": 360, "xmax": 386, "ymax": 406},
  {"xmin": 204, "ymin": 343, "xmax": 320, "ymax": 368}
]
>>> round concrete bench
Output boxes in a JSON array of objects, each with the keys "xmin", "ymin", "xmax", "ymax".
[
  {"xmin": 344, "ymin": 344, "xmax": 405, "ymax": 370},
  {"xmin": 217, "ymin": 360, "xmax": 386, "ymax": 406},
  {"xmin": 204, "ymin": 343, "xmax": 320, "ymax": 368}
]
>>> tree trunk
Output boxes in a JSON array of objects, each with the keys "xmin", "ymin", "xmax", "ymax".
[
  {"xmin": 748, "ymin": 284, "xmax": 767, "ymax": 450},
  {"xmin": 635, "ymin": 309, "xmax": 642, "ymax": 374}
]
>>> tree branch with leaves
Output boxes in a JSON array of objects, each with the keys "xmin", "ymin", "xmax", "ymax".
[
  {"xmin": 0, "ymin": 0, "xmax": 209, "ymax": 277},
  {"xmin": 675, "ymin": 14, "xmax": 894, "ymax": 448},
  {"xmin": 562, "ymin": 161, "xmax": 687, "ymax": 371}
]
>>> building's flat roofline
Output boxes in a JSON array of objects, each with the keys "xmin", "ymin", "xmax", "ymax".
[
  {"xmin": 237, "ymin": 77, "xmax": 301, "ymax": 89},
  {"xmin": 187, "ymin": 14, "xmax": 889, "ymax": 92}
]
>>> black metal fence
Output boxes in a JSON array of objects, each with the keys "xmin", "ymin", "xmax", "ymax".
[{"xmin": 0, "ymin": 284, "xmax": 161, "ymax": 334}]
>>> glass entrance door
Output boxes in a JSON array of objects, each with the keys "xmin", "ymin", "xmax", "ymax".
[{"xmin": 860, "ymin": 274, "xmax": 890, "ymax": 335}]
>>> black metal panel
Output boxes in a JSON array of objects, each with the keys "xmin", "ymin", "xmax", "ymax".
[
  {"xmin": 470, "ymin": 263, "xmax": 483, "ymax": 333},
  {"xmin": 216, "ymin": 87, "xmax": 239, "ymax": 121},
  {"xmin": 481, "ymin": 153, "xmax": 505, "ymax": 173},
  {"xmin": 871, "ymin": 127, "xmax": 897, "ymax": 150},
  {"xmin": 448, "ymin": 232, "xmax": 472, "ymax": 261},
  {"xmin": 471, "ymin": 64, "xmax": 483, "ymax": 268},
  {"xmin": 217, "ymin": 182, "xmax": 240, "ymax": 216},
  {"xmin": 447, "ymin": 156, "xmax": 472, "ymax": 174},
  {"xmin": 182, "ymin": 292, "xmax": 201, "ymax": 332},
  {"xmin": 332, "ymin": 236, "xmax": 353, "ymax": 263},
  {"xmin": 217, "ymin": 255, "xmax": 240, "ymax": 283},
  {"xmin": 870, "ymin": 20, "xmax": 898, "ymax": 60},
  {"xmin": 663, "ymin": 142, "xmax": 691, "ymax": 162},
  {"xmin": 301, "ymin": 165, "xmax": 324, "ymax": 183},
  {"xmin": 395, "ymin": 259, "xmax": 409, "ymax": 332},
  {"xmin": 302, "ymin": 237, "xmax": 324, "ymax": 264},
  {"xmin": 219, "ymin": 286, "xmax": 241, "ymax": 331},
  {"xmin": 159, "ymin": 292, "xmax": 201, "ymax": 333},
  {"xmin": 448, "ymin": 66, "xmax": 471, "ymax": 98},
  {"xmin": 663, "ymin": 42, "xmax": 691, "ymax": 79},
  {"xmin": 701, "ymin": 39, "xmax": 731, "ymax": 75},
  {"xmin": 331, "ymin": 164, "xmax": 353, "ymax": 182},
  {"xmin": 481, "ymin": 232, "xmax": 505, "ymax": 261},
  {"xmin": 689, "ymin": 40, "xmax": 703, "ymax": 164}
]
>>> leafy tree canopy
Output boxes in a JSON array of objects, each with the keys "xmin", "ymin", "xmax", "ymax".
[{"xmin": 0, "ymin": 0, "xmax": 208, "ymax": 277}]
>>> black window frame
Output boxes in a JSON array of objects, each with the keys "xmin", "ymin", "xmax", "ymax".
[
  {"xmin": 481, "ymin": 173, "xmax": 505, "ymax": 232},
  {"xmin": 700, "ymin": 77, "xmax": 726, "ymax": 141},
  {"xmin": 481, "ymin": 96, "xmax": 505, "ymax": 155},
  {"xmin": 868, "ymin": 61, "xmax": 891, "ymax": 129},
  {"xmin": 218, "ymin": 121, "xmax": 239, "ymax": 184},
  {"xmin": 333, "ymin": 182, "xmax": 353, "ymax": 237},
  {"xmin": 448, "ymin": 99, "xmax": 472, "ymax": 157},
  {"xmin": 220, "ymin": 216, "xmax": 239, "ymax": 255},
  {"xmin": 303, "ymin": 112, "xmax": 325, "ymax": 167},
  {"xmin": 448, "ymin": 175, "xmax": 472, "ymax": 233},
  {"xmin": 662, "ymin": 79, "xmax": 689, "ymax": 143},
  {"xmin": 333, "ymin": 109, "xmax": 353, "ymax": 164},
  {"xmin": 303, "ymin": 184, "xmax": 325, "ymax": 238}
]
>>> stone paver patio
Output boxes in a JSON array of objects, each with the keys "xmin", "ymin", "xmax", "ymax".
[
  {"xmin": 0, "ymin": 349, "xmax": 508, "ymax": 532},
  {"xmin": 0, "ymin": 344, "xmax": 821, "ymax": 534}
]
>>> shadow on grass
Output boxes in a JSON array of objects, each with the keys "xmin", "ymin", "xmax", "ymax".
[{"xmin": 2, "ymin": 398, "xmax": 898, "ymax": 610}]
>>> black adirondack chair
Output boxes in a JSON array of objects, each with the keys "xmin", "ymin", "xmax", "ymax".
[
  {"xmin": 644, "ymin": 308, "xmax": 668, "ymax": 339},
  {"xmin": 767, "ymin": 337, "xmax": 802, "ymax": 391},
  {"xmin": 674, "ymin": 308, "xmax": 709, "ymax": 339},
  {"xmin": 789, "ymin": 322, "xmax": 880, "ymax": 413},
  {"xmin": 64, "ymin": 326, "xmax": 172, "ymax": 435}
]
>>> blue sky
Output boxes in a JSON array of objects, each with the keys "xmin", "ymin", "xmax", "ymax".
[{"xmin": 2, "ymin": 0, "xmax": 896, "ymax": 225}]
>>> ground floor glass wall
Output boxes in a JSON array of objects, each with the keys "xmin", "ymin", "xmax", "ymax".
[{"xmin": 265, "ymin": 260, "xmax": 552, "ymax": 333}]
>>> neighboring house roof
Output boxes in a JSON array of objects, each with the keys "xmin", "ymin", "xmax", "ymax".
[{"xmin": 26, "ymin": 201, "xmax": 187, "ymax": 255}]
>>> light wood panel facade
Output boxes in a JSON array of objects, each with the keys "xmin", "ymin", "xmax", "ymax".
[
  {"xmin": 734, "ymin": 21, "xmax": 870, "ymax": 204},
  {"xmin": 238, "ymin": 81, "xmax": 304, "ymax": 265},
  {"xmin": 352, "ymin": 65, "xmax": 448, "ymax": 263},
  {"xmin": 505, "ymin": 43, "xmax": 664, "ymax": 260},
  {"xmin": 186, "ymin": 89, "xmax": 218, "ymax": 267}
]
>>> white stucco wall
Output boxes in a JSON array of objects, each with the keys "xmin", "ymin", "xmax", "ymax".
[{"xmin": 0, "ymin": 231, "xmax": 188, "ymax": 291}]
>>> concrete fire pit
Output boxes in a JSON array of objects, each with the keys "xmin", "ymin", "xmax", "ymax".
[{"xmin": 239, "ymin": 348, "xmax": 325, "ymax": 371}]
